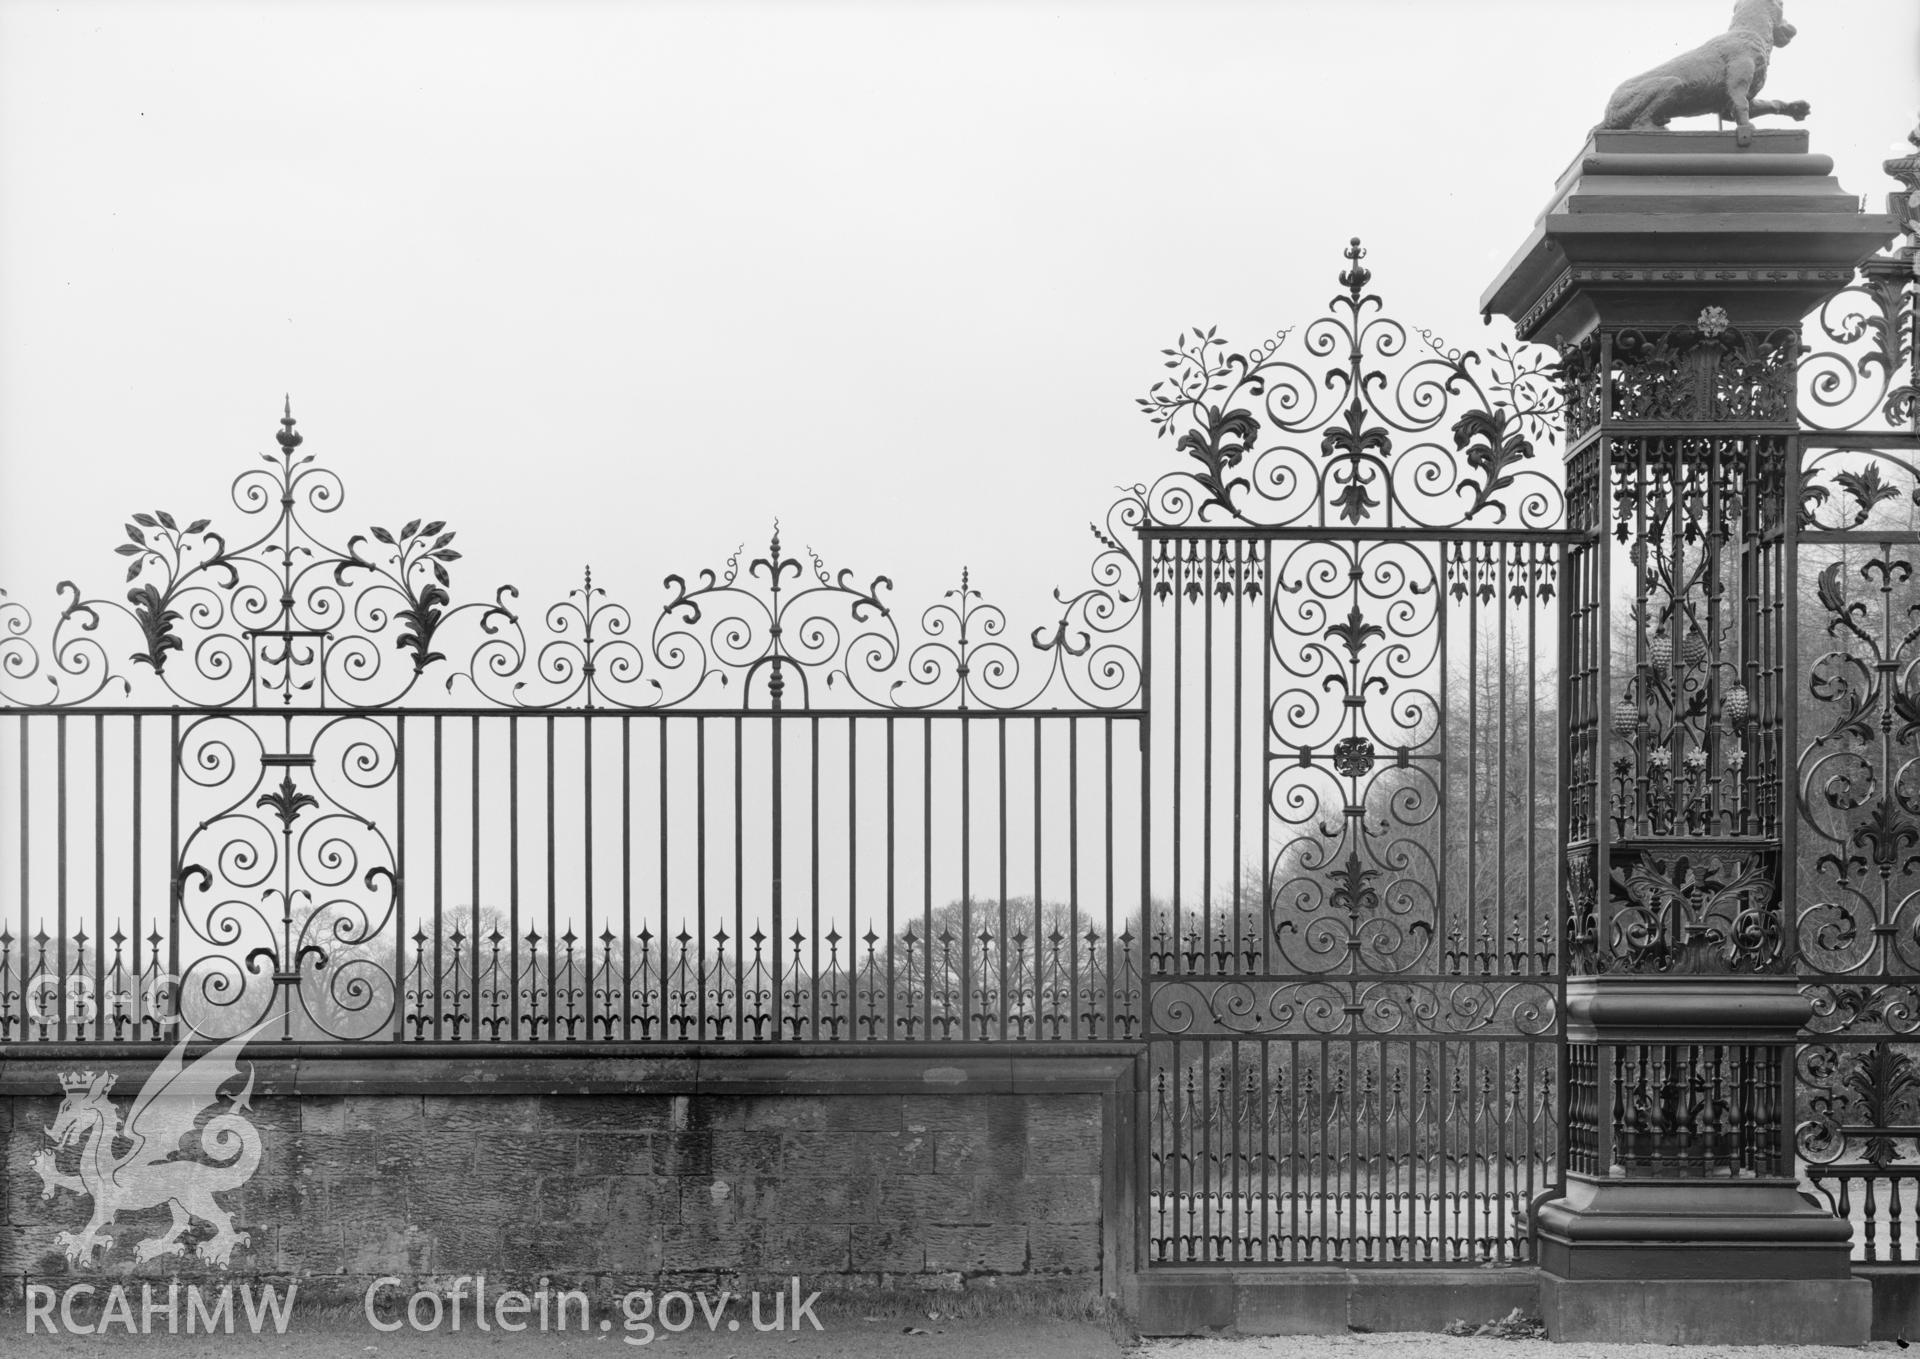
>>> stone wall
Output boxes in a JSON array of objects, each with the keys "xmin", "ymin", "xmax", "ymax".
[{"xmin": 0, "ymin": 1045, "xmax": 1140, "ymax": 1307}]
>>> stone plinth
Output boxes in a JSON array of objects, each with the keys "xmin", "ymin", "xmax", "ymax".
[{"xmin": 1483, "ymin": 129, "xmax": 1897, "ymax": 344}]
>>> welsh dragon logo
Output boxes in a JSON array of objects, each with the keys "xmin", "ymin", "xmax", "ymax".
[{"xmin": 32, "ymin": 1023, "xmax": 266, "ymax": 1268}]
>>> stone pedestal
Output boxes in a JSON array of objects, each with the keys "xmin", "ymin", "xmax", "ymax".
[
  {"xmin": 1484, "ymin": 129, "xmax": 1897, "ymax": 1347},
  {"xmin": 1484, "ymin": 129, "xmax": 1894, "ymax": 345}
]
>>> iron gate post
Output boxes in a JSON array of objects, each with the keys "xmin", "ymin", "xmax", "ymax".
[{"xmin": 1485, "ymin": 128, "xmax": 1898, "ymax": 1345}]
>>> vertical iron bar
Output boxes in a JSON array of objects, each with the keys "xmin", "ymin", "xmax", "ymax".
[
  {"xmin": 923, "ymin": 718, "xmax": 933, "ymax": 1041},
  {"xmin": 771, "ymin": 710, "xmax": 783, "ymax": 1039},
  {"xmin": 433, "ymin": 714, "xmax": 443, "ymax": 1041},
  {"xmin": 56, "ymin": 715, "xmax": 66, "ymax": 1041},
  {"xmin": 471, "ymin": 715, "xmax": 481, "ymax": 1041},
  {"xmin": 585, "ymin": 715, "xmax": 596, "ymax": 1038},
  {"xmin": 810, "ymin": 713, "xmax": 821, "ymax": 1039},
  {"xmin": 659, "ymin": 716, "xmax": 670, "ymax": 1040},
  {"xmin": 698, "ymin": 717, "xmax": 708, "ymax": 1040},
  {"xmin": 508, "ymin": 718, "xmax": 519, "ymax": 1037},
  {"xmin": 547, "ymin": 714, "xmax": 557, "ymax": 1035},
  {"xmin": 132, "ymin": 715, "xmax": 142, "ymax": 1039},
  {"xmin": 1069, "ymin": 719, "xmax": 1080, "ymax": 1041},
  {"xmin": 93, "ymin": 714, "xmax": 104, "ymax": 1040},
  {"xmin": 886, "ymin": 717, "xmax": 896, "ymax": 1038},
  {"xmin": 998, "ymin": 715, "xmax": 1008, "ymax": 1041},
  {"xmin": 1032, "ymin": 717, "xmax": 1042, "ymax": 1042},
  {"xmin": 393, "ymin": 714, "xmax": 406, "ymax": 1040},
  {"xmin": 961, "ymin": 712, "xmax": 972, "ymax": 1038}
]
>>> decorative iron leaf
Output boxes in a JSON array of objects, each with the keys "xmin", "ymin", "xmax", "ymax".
[{"xmin": 1834, "ymin": 463, "xmax": 1900, "ymax": 526}]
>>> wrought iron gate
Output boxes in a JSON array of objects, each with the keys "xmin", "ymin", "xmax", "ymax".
[{"xmin": 1137, "ymin": 243, "xmax": 1572, "ymax": 1265}]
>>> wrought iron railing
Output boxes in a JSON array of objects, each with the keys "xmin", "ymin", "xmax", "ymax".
[
  {"xmin": 1792, "ymin": 124, "xmax": 1920, "ymax": 1259},
  {"xmin": 0, "ymin": 399, "xmax": 1149, "ymax": 1044}
]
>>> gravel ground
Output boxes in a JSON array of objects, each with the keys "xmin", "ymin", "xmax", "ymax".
[
  {"xmin": 1138, "ymin": 1336, "xmax": 1906, "ymax": 1359},
  {"xmin": 12, "ymin": 1319, "xmax": 1919, "ymax": 1356}
]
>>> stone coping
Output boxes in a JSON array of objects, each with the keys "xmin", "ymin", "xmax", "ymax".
[{"xmin": 0, "ymin": 1041, "xmax": 1146, "ymax": 1098}]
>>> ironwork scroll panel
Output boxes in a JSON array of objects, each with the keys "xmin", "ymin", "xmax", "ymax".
[
  {"xmin": 1143, "ymin": 530, "xmax": 1561, "ymax": 1264},
  {"xmin": 1791, "ymin": 150, "xmax": 1920, "ymax": 1259}
]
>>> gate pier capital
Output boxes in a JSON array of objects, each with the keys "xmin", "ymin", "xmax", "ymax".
[{"xmin": 1486, "ymin": 127, "xmax": 1898, "ymax": 1346}]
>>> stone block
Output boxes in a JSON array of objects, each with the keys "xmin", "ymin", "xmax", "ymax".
[
  {"xmin": 659, "ymin": 1223, "xmax": 749, "ymax": 1272},
  {"xmin": 700, "ymin": 1096, "xmax": 828, "ymax": 1131},
  {"xmin": 823, "ymin": 1096, "xmax": 903, "ymax": 1131},
  {"xmin": 878, "ymin": 1174, "xmax": 975, "ymax": 1223},
  {"xmin": 426, "ymin": 1220, "xmax": 504, "ymax": 1272},
  {"xmin": 1348, "ymin": 1269, "xmax": 1540, "ymax": 1334},
  {"xmin": 343, "ymin": 1224, "xmax": 434, "ymax": 1275},
  {"xmin": 424, "ymin": 1093, "xmax": 541, "ymax": 1132},
  {"xmin": 935, "ymin": 1130, "xmax": 1023, "ymax": 1177},
  {"xmin": 1862, "ymin": 1267, "xmax": 1920, "ymax": 1342},
  {"xmin": 500, "ymin": 1223, "xmax": 598, "ymax": 1273},
  {"xmin": 597, "ymin": 1219, "xmax": 667, "ymax": 1274},
  {"xmin": 759, "ymin": 1223, "xmax": 851, "ymax": 1273},
  {"xmin": 329, "ymin": 1177, "xmax": 402, "ymax": 1229},
  {"xmin": 1541, "ymin": 1275, "xmax": 1872, "ymax": 1346},
  {"xmin": 779, "ymin": 1131, "xmax": 860, "ymax": 1176},
  {"xmin": 902, "ymin": 1095, "xmax": 989, "ymax": 1137},
  {"xmin": 766, "ymin": 1175, "xmax": 877, "ymax": 1224},
  {"xmin": 538, "ymin": 1095, "xmax": 673, "ymax": 1132},
  {"xmin": 975, "ymin": 1174, "xmax": 1099, "ymax": 1224},
  {"xmin": 860, "ymin": 1128, "xmax": 935, "ymax": 1174},
  {"xmin": 273, "ymin": 1218, "xmax": 343, "ymax": 1272},
  {"xmin": 575, "ymin": 1132, "xmax": 655, "ymax": 1176},
  {"xmin": 540, "ymin": 1174, "xmax": 612, "ymax": 1224},
  {"xmin": 376, "ymin": 1126, "xmax": 465, "ymax": 1178},
  {"xmin": 281, "ymin": 1128, "xmax": 378, "ymax": 1176},
  {"xmin": 1234, "ymin": 1274, "xmax": 1351, "ymax": 1336},
  {"xmin": 407, "ymin": 1175, "xmax": 515, "ymax": 1225},
  {"xmin": 313, "ymin": 1095, "xmax": 425, "ymax": 1130},
  {"xmin": 924, "ymin": 1223, "xmax": 1026, "ymax": 1273},
  {"xmin": 851, "ymin": 1223, "xmax": 926, "ymax": 1273},
  {"xmin": 1026, "ymin": 1099, "xmax": 1102, "ymax": 1175},
  {"xmin": 471, "ymin": 1132, "xmax": 579, "ymax": 1179},
  {"xmin": 608, "ymin": 1176, "xmax": 680, "ymax": 1223},
  {"xmin": 1028, "ymin": 1222, "xmax": 1100, "ymax": 1274},
  {"xmin": 706, "ymin": 1131, "xmax": 782, "ymax": 1177},
  {"xmin": 677, "ymin": 1175, "xmax": 765, "ymax": 1229}
]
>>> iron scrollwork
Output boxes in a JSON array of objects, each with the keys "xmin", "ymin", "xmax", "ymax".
[{"xmin": 1133, "ymin": 238, "xmax": 1565, "ymax": 531}]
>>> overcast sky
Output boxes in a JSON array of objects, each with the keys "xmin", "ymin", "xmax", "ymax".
[{"xmin": 1, "ymin": 0, "xmax": 1913, "ymax": 670}]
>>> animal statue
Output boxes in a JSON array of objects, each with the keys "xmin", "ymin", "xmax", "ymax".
[
  {"xmin": 31, "ymin": 1024, "xmax": 266, "ymax": 1267},
  {"xmin": 1599, "ymin": 0, "xmax": 1810, "ymax": 146}
]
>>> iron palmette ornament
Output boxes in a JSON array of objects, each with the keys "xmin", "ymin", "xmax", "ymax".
[
  {"xmin": 1, "ymin": 402, "xmax": 1145, "ymax": 712},
  {"xmin": 0, "ymin": 401, "xmax": 516, "ymax": 709},
  {"xmin": 1133, "ymin": 238, "xmax": 1565, "ymax": 531}
]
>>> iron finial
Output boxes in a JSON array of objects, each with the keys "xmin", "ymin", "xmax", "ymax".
[
  {"xmin": 277, "ymin": 396, "xmax": 302, "ymax": 451},
  {"xmin": 1340, "ymin": 237, "xmax": 1371, "ymax": 300}
]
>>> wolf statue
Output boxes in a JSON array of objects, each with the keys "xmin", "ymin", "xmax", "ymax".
[
  {"xmin": 1599, "ymin": 0, "xmax": 1810, "ymax": 147},
  {"xmin": 32, "ymin": 1023, "xmax": 267, "ymax": 1267}
]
